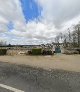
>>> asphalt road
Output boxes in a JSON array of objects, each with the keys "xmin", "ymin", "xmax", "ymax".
[
  {"xmin": 0, "ymin": 87, "xmax": 13, "ymax": 92},
  {"xmin": 0, "ymin": 62, "xmax": 80, "ymax": 92}
]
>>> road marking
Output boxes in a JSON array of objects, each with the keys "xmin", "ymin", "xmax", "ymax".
[{"xmin": 0, "ymin": 84, "xmax": 24, "ymax": 92}]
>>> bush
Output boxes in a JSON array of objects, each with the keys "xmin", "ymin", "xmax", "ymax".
[
  {"xmin": 32, "ymin": 48, "xmax": 42, "ymax": 55},
  {"xmin": 76, "ymin": 49, "xmax": 80, "ymax": 54},
  {"xmin": 28, "ymin": 50, "xmax": 32, "ymax": 55},
  {"xmin": 0, "ymin": 49, "xmax": 7, "ymax": 55},
  {"xmin": 42, "ymin": 50, "xmax": 53, "ymax": 55}
]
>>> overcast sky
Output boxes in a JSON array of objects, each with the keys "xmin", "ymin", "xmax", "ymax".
[{"xmin": 0, "ymin": 0, "xmax": 80, "ymax": 45}]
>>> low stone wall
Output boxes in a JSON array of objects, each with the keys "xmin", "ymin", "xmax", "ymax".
[{"xmin": 7, "ymin": 49, "xmax": 28, "ymax": 56}]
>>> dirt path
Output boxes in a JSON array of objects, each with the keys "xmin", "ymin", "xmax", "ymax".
[{"xmin": 0, "ymin": 54, "xmax": 80, "ymax": 72}]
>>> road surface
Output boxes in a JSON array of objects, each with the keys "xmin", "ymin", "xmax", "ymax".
[{"xmin": 0, "ymin": 62, "xmax": 80, "ymax": 92}]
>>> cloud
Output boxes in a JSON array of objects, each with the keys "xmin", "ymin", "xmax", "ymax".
[
  {"xmin": 37, "ymin": 0, "xmax": 80, "ymax": 27},
  {"xmin": 10, "ymin": 21, "xmax": 57, "ymax": 44},
  {"xmin": 0, "ymin": 0, "xmax": 80, "ymax": 44},
  {"xmin": 0, "ymin": 0, "xmax": 25, "ymax": 31},
  {"xmin": 0, "ymin": 0, "xmax": 26, "ymax": 44}
]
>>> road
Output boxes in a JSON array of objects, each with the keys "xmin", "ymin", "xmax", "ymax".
[{"xmin": 0, "ymin": 62, "xmax": 80, "ymax": 92}]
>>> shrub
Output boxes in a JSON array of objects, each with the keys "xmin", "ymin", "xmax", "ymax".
[
  {"xmin": 76, "ymin": 49, "xmax": 80, "ymax": 54},
  {"xmin": 42, "ymin": 50, "xmax": 53, "ymax": 55},
  {"xmin": 0, "ymin": 49, "xmax": 7, "ymax": 55},
  {"xmin": 32, "ymin": 48, "xmax": 42, "ymax": 55},
  {"xmin": 28, "ymin": 50, "xmax": 32, "ymax": 55}
]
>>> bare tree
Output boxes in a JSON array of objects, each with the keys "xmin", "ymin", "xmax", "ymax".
[
  {"xmin": 74, "ymin": 23, "xmax": 80, "ymax": 47},
  {"xmin": 55, "ymin": 22, "xmax": 80, "ymax": 48}
]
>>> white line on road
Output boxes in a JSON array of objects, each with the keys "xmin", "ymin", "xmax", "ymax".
[{"xmin": 0, "ymin": 84, "xmax": 24, "ymax": 92}]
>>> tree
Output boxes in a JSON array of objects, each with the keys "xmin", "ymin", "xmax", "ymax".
[{"xmin": 74, "ymin": 23, "xmax": 80, "ymax": 47}]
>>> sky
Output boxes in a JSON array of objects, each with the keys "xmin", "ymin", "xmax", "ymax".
[{"xmin": 0, "ymin": 0, "xmax": 80, "ymax": 45}]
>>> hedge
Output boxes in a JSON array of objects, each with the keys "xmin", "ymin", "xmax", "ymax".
[
  {"xmin": 0, "ymin": 49, "xmax": 7, "ymax": 55},
  {"xmin": 32, "ymin": 48, "xmax": 42, "ymax": 55}
]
